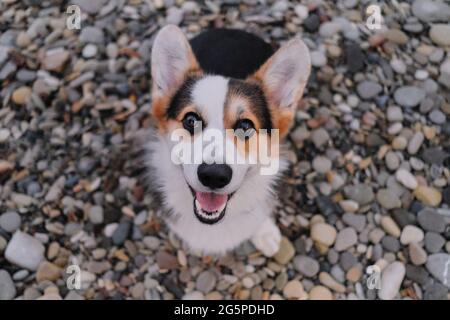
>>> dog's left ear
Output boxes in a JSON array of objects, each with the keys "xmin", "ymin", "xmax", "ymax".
[
  {"xmin": 151, "ymin": 25, "xmax": 199, "ymax": 100},
  {"xmin": 251, "ymin": 38, "xmax": 311, "ymax": 137}
]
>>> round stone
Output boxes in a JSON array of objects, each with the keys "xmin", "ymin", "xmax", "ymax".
[
  {"xmin": 0, "ymin": 270, "xmax": 16, "ymax": 300},
  {"xmin": 377, "ymin": 189, "xmax": 401, "ymax": 209},
  {"xmin": 378, "ymin": 262, "xmax": 406, "ymax": 300},
  {"xmin": 400, "ymin": 225, "xmax": 424, "ymax": 245},
  {"xmin": 409, "ymin": 242, "xmax": 427, "ymax": 265},
  {"xmin": 283, "ymin": 280, "xmax": 305, "ymax": 299},
  {"xmin": 0, "ymin": 211, "xmax": 21, "ymax": 233},
  {"xmin": 430, "ymin": 24, "xmax": 450, "ymax": 47},
  {"xmin": 334, "ymin": 227, "xmax": 357, "ymax": 252},
  {"xmin": 12, "ymin": 86, "xmax": 32, "ymax": 105},
  {"xmin": 395, "ymin": 169, "xmax": 418, "ymax": 190},
  {"xmin": 309, "ymin": 286, "xmax": 332, "ymax": 300},
  {"xmin": 357, "ymin": 81, "xmax": 382, "ymax": 100},
  {"xmin": 82, "ymin": 44, "xmax": 98, "ymax": 58},
  {"xmin": 195, "ymin": 271, "xmax": 216, "ymax": 294},
  {"xmin": 310, "ymin": 223, "xmax": 337, "ymax": 246},
  {"xmin": 394, "ymin": 86, "xmax": 425, "ymax": 107},
  {"xmin": 293, "ymin": 255, "xmax": 319, "ymax": 278},
  {"xmin": 414, "ymin": 186, "xmax": 442, "ymax": 207},
  {"xmin": 312, "ymin": 156, "xmax": 332, "ymax": 174},
  {"xmin": 380, "ymin": 216, "xmax": 401, "ymax": 238}
]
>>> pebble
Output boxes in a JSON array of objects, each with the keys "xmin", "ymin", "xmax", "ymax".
[
  {"xmin": 310, "ymin": 128, "xmax": 329, "ymax": 148},
  {"xmin": 387, "ymin": 106, "xmax": 403, "ymax": 122},
  {"xmin": 409, "ymin": 243, "xmax": 428, "ymax": 265},
  {"xmin": 429, "ymin": 110, "xmax": 446, "ymax": 125},
  {"xmin": 0, "ymin": 129, "xmax": 10, "ymax": 143},
  {"xmin": 414, "ymin": 186, "xmax": 442, "ymax": 207},
  {"xmin": 112, "ymin": 221, "xmax": 131, "ymax": 245},
  {"xmin": 425, "ymin": 232, "xmax": 445, "ymax": 254},
  {"xmin": 407, "ymin": 132, "xmax": 424, "ymax": 155},
  {"xmin": 0, "ymin": 270, "xmax": 16, "ymax": 300},
  {"xmin": 310, "ymin": 223, "xmax": 337, "ymax": 246},
  {"xmin": 380, "ymin": 216, "xmax": 401, "ymax": 238},
  {"xmin": 88, "ymin": 205, "xmax": 104, "ymax": 225},
  {"xmin": 196, "ymin": 271, "xmax": 216, "ymax": 294},
  {"xmin": 385, "ymin": 151, "xmax": 400, "ymax": 170},
  {"xmin": 319, "ymin": 272, "xmax": 346, "ymax": 293},
  {"xmin": 41, "ymin": 50, "xmax": 69, "ymax": 72},
  {"xmin": 395, "ymin": 169, "xmax": 418, "ymax": 190},
  {"xmin": 312, "ymin": 156, "xmax": 331, "ymax": 173},
  {"xmin": 426, "ymin": 254, "xmax": 450, "ymax": 288},
  {"xmin": 12, "ymin": 86, "xmax": 32, "ymax": 105},
  {"xmin": 342, "ymin": 213, "xmax": 366, "ymax": 232},
  {"xmin": 283, "ymin": 280, "xmax": 305, "ymax": 300},
  {"xmin": 412, "ymin": 0, "xmax": 450, "ymax": 22},
  {"xmin": 424, "ymin": 283, "xmax": 448, "ymax": 300},
  {"xmin": 273, "ymin": 237, "xmax": 295, "ymax": 265},
  {"xmin": 394, "ymin": 86, "xmax": 425, "ymax": 108},
  {"xmin": 357, "ymin": 81, "xmax": 382, "ymax": 100},
  {"xmin": 36, "ymin": 261, "xmax": 61, "ymax": 282},
  {"xmin": 0, "ymin": 211, "xmax": 21, "ymax": 233},
  {"xmin": 79, "ymin": 27, "xmax": 104, "ymax": 44},
  {"xmin": 309, "ymin": 286, "xmax": 332, "ymax": 300},
  {"xmin": 310, "ymin": 51, "xmax": 327, "ymax": 67},
  {"xmin": 82, "ymin": 44, "xmax": 98, "ymax": 58},
  {"xmin": 334, "ymin": 227, "xmax": 357, "ymax": 252},
  {"xmin": 5, "ymin": 231, "xmax": 45, "ymax": 270},
  {"xmin": 417, "ymin": 209, "xmax": 446, "ymax": 233},
  {"xmin": 293, "ymin": 255, "xmax": 319, "ymax": 278},
  {"xmin": 430, "ymin": 24, "xmax": 450, "ymax": 47},
  {"xmin": 378, "ymin": 262, "xmax": 405, "ymax": 300},
  {"xmin": 377, "ymin": 189, "xmax": 401, "ymax": 209},
  {"xmin": 400, "ymin": 225, "xmax": 424, "ymax": 245},
  {"xmin": 344, "ymin": 184, "xmax": 374, "ymax": 205}
]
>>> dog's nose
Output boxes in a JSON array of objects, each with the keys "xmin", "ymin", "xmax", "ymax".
[{"xmin": 197, "ymin": 164, "xmax": 232, "ymax": 189}]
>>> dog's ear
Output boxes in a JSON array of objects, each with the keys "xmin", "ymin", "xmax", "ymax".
[
  {"xmin": 251, "ymin": 38, "xmax": 310, "ymax": 137},
  {"xmin": 151, "ymin": 25, "xmax": 199, "ymax": 99}
]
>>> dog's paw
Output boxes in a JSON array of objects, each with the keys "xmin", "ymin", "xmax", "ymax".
[{"xmin": 251, "ymin": 219, "xmax": 281, "ymax": 257}]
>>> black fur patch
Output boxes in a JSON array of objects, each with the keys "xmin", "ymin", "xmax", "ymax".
[
  {"xmin": 228, "ymin": 79, "xmax": 272, "ymax": 131},
  {"xmin": 166, "ymin": 75, "xmax": 199, "ymax": 119},
  {"xmin": 190, "ymin": 29, "xmax": 274, "ymax": 79}
]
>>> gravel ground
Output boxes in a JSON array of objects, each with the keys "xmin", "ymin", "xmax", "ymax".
[{"xmin": 1, "ymin": 0, "xmax": 450, "ymax": 300}]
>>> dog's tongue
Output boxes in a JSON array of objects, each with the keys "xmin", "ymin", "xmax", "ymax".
[{"xmin": 196, "ymin": 192, "xmax": 227, "ymax": 212}]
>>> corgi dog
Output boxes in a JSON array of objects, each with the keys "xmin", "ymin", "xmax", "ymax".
[{"xmin": 145, "ymin": 25, "xmax": 310, "ymax": 256}]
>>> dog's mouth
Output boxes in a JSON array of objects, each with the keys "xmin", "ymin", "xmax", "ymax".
[{"xmin": 188, "ymin": 187, "xmax": 230, "ymax": 225}]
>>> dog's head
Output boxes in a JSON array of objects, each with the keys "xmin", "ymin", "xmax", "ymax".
[{"xmin": 148, "ymin": 25, "xmax": 310, "ymax": 236}]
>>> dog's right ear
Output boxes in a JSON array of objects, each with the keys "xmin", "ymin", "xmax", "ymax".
[{"xmin": 151, "ymin": 25, "xmax": 199, "ymax": 100}]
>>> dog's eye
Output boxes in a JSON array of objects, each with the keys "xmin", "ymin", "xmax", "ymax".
[
  {"xmin": 182, "ymin": 112, "xmax": 202, "ymax": 134},
  {"xmin": 234, "ymin": 119, "xmax": 255, "ymax": 140}
]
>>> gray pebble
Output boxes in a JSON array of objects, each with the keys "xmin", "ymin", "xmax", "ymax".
[
  {"xmin": 0, "ymin": 211, "xmax": 21, "ymax": 233},
  {"xmin": 293, "ymin": 255, "xmax": 319, "ymax": 277},
  {"xmin": 394, "ymin": 86, "xmax": 425, "ymax": 107},
  {"xmin": 195, "ymin": 271, "xmax": 216, "ymax": 294},
  {"xmin": 425, "ymin": 232, "xmax": 446, "ymax": 253},
  {"xmin": 418, "ymin": 208, "xmax": 446, "ymax": 233},
  {"xmin": 0, "ymin": 270, "xmax": 16, "ymax": 300}
]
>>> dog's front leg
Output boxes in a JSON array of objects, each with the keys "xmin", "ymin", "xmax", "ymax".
[{"xmin": 251, "ymin": 217, "xmax": 281, "ymax": 257}]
